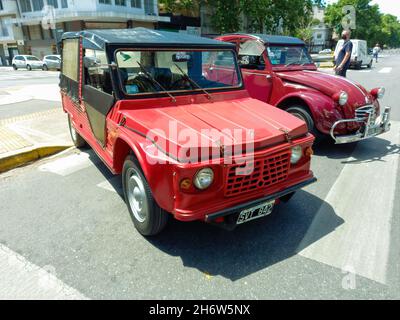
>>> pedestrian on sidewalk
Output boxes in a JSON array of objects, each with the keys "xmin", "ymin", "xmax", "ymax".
[
  {"xmin": 334, "ymin": 30, "xmax": 353, "ymax": 78},
  {"xmin": 373, "ymin": 44, "xmax": 381, "ymax": 63}
]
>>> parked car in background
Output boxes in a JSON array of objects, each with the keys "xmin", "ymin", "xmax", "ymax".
[
  {"xmin": 334, "ymin": 39, "xmax": 373, "ymax": 69},
  {"xmin": 319, "ymin": 49, "xmax": 332, "ymax": 55},
  {"xmin": 60, "ymin": 28, "xmax": 316, "ymax": 236},
  {"xmin": 216, "ymin": 34, "xmax": 391, "ymax": 144},
  {"xmin": 43, "ymin": 55, "xmax": 61, "ymax": 70},
  {"xmin": 12, "ymin": 55, "xmax": 44, "ymax": 71}
]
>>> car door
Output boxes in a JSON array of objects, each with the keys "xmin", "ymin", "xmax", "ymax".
[
  {"xmin": 15, "ymin": 56, "xmax": 24, "ymax": 68},
  {"xmin": 238, "ymin": 39, "xmax": 273, "ymax": 103}
]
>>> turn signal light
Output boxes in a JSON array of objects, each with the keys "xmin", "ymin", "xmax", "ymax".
[
  {"xmin": 180, "ymin": 178, "xmax": 192, "ymax": 190},
  {"xmin": 305, "ymin": 146, "xmax": 314, "ymax": 157}
]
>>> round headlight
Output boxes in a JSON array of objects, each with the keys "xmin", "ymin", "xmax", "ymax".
[
  {"xmin": 194, "ymin": 168, "xmax": 214, "ymax": 190},
  {"xmin": 339, "ymin": 91, "xmax": 348, "ymax": 106},
  {"xmin": 377, "ymin": 87, "xmax": 385, "ymax": 99},
  {"xmin": 291, "ymin": 146, "xmax": 303, "ymax": 165}
]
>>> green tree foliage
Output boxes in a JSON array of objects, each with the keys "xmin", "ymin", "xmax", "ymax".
[{"xmin": 324, "ymin": 0, "xmax": 400, "ymax": 47}]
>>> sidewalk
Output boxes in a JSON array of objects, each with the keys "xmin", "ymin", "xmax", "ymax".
[{"xmin": 0, "ymin": 85, "xmax": 73, "ymax": 173}]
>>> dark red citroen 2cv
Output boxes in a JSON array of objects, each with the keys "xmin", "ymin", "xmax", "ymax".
[
  {"xmin": 217, "ymin": 34, "xmax": 391, "ymax": 144},
  {"xmin": 60, "ymin": 28, "xmax": 315, "ymax": 236}
]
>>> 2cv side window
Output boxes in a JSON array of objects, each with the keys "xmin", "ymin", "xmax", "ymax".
[
  {"xmin": 60, "ymin": 39, "xmax": 79, "ymax": 101},
  {"xmin": 238, "ymin": 40, "xmax": 266, "ymax": 70},
  {"xmin": 83, "ymin": 49, "xmax": 113, "ymax": 95}
]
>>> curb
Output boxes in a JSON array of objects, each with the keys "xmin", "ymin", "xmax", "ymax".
[{"xmin": 0, "ymin": 145, "xmax": 72, "ymax": 173}]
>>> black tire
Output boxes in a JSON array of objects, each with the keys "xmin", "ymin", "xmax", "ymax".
[
  {"xmin": 27, "ymin": 65, "xmax": 32, "ymax": 71},
  {"xmin": 122, "ymin": 155, "xmax": 168, "ymax": 236},
  {"xmin": 12, "ymin": 64, "xmax": 18, "ymax": 71},
  {"xmin": 286, "ymin": 105, "xmax": 324, "ymax": 144},
  {"xmin": 356, "ymin": 61, "xmax": 362, "ymax": 70},
  {"xmin": 367, "ymin": 60, "xmax": 373, "ymax": 68},
  {"xmin": 43, "ymin": 64, "xmax": 48, "ymax": 71},
  {"xmin": 67, "ymin": 115, "xmax": 87, "ymax": 148}
]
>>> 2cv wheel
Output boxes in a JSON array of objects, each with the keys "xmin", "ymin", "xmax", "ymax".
[
  {"xmin": 68, "ymin": 115, "xmax": 87, "ymax": 148},
  {"xmin": 286, "ymin": 105, "xmax": 324, "ymax": 144},
  {"xmin": 122, "ymin": 155, "xmax": 168, "ymax": 236}
]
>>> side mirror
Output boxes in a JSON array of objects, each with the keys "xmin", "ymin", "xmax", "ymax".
[{"xmin": 84, "ymin": 56, "xmax": 101, "ymax": 68}]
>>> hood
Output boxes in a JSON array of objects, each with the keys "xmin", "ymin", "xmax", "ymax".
[
  {"xmin": 276, "ymin": 70, "xmax": 373, "ymax": 107},
  {"xmin": 121, "ymin": 97, "xmax": 308, "ymax": 162}
]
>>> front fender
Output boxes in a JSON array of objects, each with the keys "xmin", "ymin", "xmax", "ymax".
[
  {"xmin": 276, "ymin": 92, "xmax": 346, "ymax": 135},
  {"xmin": 114, "ymin": 127, "xmax": 177, "ymax": 213}
]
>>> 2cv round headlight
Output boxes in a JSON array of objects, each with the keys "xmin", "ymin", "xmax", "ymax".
[
  {"xmin": 338, "ymin": 91, "xmax": 349, "ymax": 106},
  {"xmin": 194, "ymin": 168, "xmax": 214, "ymax": 190},
  {"xmin": 290, "ymin": 146, "xmax": 303, "ymax": 165}
]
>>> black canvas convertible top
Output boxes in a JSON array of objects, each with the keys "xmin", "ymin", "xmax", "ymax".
[{"xmin": 62, "ymin": 28, "xmax": 236, "ymax": 50}]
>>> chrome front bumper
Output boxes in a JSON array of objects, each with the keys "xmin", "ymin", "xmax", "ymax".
[{"xmin": 330, "ymin": 106, "xmax": 391, "ymax": 144}]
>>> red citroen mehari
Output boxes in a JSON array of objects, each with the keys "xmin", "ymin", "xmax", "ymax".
[
  {"xmin": 217, "ymin": 34, "xmax": 391, "ymax": 144},
  {"xmin": 60, "ymin": 28, "xmax": 316, "ymax": 236}
]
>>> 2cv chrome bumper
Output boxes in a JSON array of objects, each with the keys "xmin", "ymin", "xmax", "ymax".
[{"xmin": 330, "ymin": 106, "xmax": 391, "ymax": 144}]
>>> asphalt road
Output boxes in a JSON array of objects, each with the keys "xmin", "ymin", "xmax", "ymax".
[{"xmin": 0, "ymin": 57, "xmax": 399, "ymax": 299}]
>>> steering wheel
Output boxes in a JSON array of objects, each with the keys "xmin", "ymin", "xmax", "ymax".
[
  {"xmin": 171, "ymin": 77, "xmax": 194, "ymax": 91},
  {"xmin": 127, "ymin": 75, "xmax": 158, "ymax": 93}
]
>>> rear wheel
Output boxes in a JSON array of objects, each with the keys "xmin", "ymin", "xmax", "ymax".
[
  {"xmin": 12, "ymin": 64, "xmax": 18, "ymax": 71},
  {"xmin": 356, "ymin": 61, "xmax": 362, "ymax": 70},
  {"xmin": 122, "ymin": 155, "xmax": 168, "ymax": 236},
  {"xmin": 26, "ymin": 64, "xmax": 32, "ymax": 71},
  {"xmin": 286, "ymin": 105, "xmax": 324, "ymax": 144},
  {"xmin": 68, "ymin": 115, "xmax": 87, "ymax": 148},
  {"xmin": 367, "ymin": 60, "xmax": 373, "ymax": 68}
]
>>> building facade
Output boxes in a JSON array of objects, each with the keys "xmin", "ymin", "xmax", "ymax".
[
  {"xmin": 310, "ymin": 5, "xmax": 332, "ymax": 53},
  {"xmin": 0, "ymin": 0, "xmax": 169, "ymax": 64}
]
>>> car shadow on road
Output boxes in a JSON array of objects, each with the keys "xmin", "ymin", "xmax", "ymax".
[
  {"xmin": 147, "ymin": 190, "xmax": 343, "ymax": 281},
  {"xmin": 314, "ymin": 137, "xmax": 400, "ymax": 164}
]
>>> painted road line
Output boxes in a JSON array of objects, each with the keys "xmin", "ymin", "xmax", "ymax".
[
  {"xmin": 378, "ymin": 67, "xmax": 393, "ymax": 74},
  {"xmin": 0, "ymin": 244, "xmax": 88, "ymax": 300},
  {"xmin": 297, "ymin": 121, "xmax": 400, "ymax": 285},
  {"xmin": 39, "ymin": 152, "xmax": 93, "ymax": 176}
]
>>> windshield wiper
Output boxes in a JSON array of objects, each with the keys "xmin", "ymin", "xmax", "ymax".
[
  {"xmin": 136, "ymin": 61, "xmax": 177, "ymax": 103},
  {"xmin": 174, "ymin": 63, "xmax": 212, "ymax": 100}
]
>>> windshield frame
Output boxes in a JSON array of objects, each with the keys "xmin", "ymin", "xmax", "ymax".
[
  {"xmin": 265, "ymin": 44, "xmax": 315, "ymax": 69},
  {"xmin": 113, "ymin": 47, "xmax": 244, "ymax": 99}
]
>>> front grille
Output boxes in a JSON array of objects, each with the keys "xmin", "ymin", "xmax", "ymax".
[
  {"xmin": 356, "ymin": 105, "xmax": 377, "ymax": 123},
  {"xmin": 225, "ymin": 151, "xmax": 291, "ymax": 197}
]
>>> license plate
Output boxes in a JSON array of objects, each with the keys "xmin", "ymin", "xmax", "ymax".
[{"xmin": 237, "ymin": 200, "xmax": 275, "ymax": 225}]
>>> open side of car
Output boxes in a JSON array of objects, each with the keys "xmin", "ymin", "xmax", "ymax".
[
  {"xmin": 216, "ymin": 34, "xmax": 391, "ymax": 144},
  {"xmin": 59, "ymin": 28, "xmax": 316, "ymax": 236}
]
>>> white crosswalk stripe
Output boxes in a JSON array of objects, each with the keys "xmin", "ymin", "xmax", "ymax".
[
  {"xmin": 38, "ymin": 152, "xmax": 93, "ymax": 176},
  {"xmin": 297, "ymin": 121, "xmax": 400, "ymax": 284},
  {"xmin": 0, "ymin": 244, "xmax": 88, "ymax": 300},
  {"xmin": 379, "ymin": 67, "xmax": 393, "ymax": 74}
]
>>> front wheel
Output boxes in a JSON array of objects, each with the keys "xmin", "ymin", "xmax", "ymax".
[
  {"xmin": 286, "ymin": 105, "xmax": 324, "ymax": 144},
  {"xmin": 68, "ymin": 115, "xmax": 87, "ymax": 148},
  {"xmin": 43, "ymin": 64, "xmax": 48, "ymax": 71},
  {"xmin": 12, "ymin": 64, "xmax": 18, "ymax": 70},
  {"xmin": 26, "ymin": 65, "xmax": 32, "ymax": 71},
  {"xmin": 122, "ymin": 155, "xmax": 168, "ymax": 236}
]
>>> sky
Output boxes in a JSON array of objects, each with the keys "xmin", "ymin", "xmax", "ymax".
[{"xmin": 325, "ymin": 0, "xmax": 400, "ymax": 19}]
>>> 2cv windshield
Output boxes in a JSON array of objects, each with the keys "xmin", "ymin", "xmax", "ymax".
[
  {"xmin": 267, "ymin": 46, "xmax": 313, "ymax": 66},
  {"xmin": 115, "ymin": 49, "xmax": 242, "ymax": 96}
]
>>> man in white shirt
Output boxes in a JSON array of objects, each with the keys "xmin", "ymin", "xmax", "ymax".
[{"xmin": 373, "ymin": 44, "xmax": 380, "ymax": 63}]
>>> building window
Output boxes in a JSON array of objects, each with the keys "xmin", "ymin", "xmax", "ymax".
[
  {"xmin": 0, "ymin": 19, "xmax": 9, "ymax": 37},
  {"xmin": 144, "ymin": 0, "xmax": 154, "ymax": 14},
  {"xmin": 61, "ymin": 0, "xmax": 68, "ymax": 8},
  {"xmin": 32, "ymin": 0, "xmax": 45, "ymax": 11},
  {"xmin": 115, "ymin": 0, "xmax": 126, "ymax": 6},
  {"xmin": 0, "ymin": 1, "xmax": 3, "ymax": 11},
  {"xmin": 131, "ymin": 0, "xmax": 141, "ymax": 8},
  {"xmin": 99, "ymin": 0, "xmax": 111, "ymax": 4},
  {"xmin": 47, "ymin": 0, "xmax": 58, "ymax": 9},
  {"xmin": 20, "ymin": 0, "xmax": 33, "ymax": 12}
]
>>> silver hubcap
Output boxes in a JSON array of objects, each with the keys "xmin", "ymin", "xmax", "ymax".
[
  {"xmin": 70, "ymin": 124, "xmax": 77, "ymax": 142},
  {"xmin": 126, "ymin": 168, "xmax": 148, "ymax": 223}
]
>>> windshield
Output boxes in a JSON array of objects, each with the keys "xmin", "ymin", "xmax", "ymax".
[
  {"xmin": 267, "ymin": 46, "xmax": 313, "ymax": 66},
  {"xmin": 26, "ymin": 56, "xmax": 40, "ymax": 61},
  {"xmin": 115, "ymin": 50, "xmax": 242, "ymax": 96}
]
